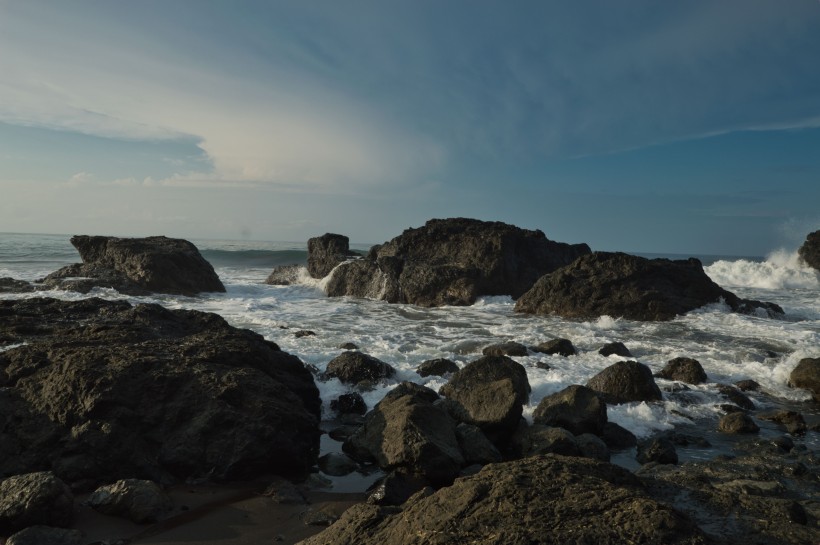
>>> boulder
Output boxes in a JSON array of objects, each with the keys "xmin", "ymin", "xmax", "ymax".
[
  {"xmin": 0, "ymin": 278, "xmax": 34, "ymax": 294},
  {"xmin": 734, "ymin": 379, "xmax": 761, "ymax": 392},
  {"xmin": 656, "ymin": 357, "xmax": 707, "ymax": 385},
  {"xmin": 576, "ymin": 433, "xmax": 610, "ymax": 461},
  {"xmin": 797, "ymin": 230, "xmax": 820, "ymax": 271},
  {"xmin": 0, "ymin": 472, "xmax": 74, "ymax": 534},
  {"xmin": 439, "ymin": 355, "xmax": 530, "ymax": 443},
  {"xmin": 718, "ymin": 413, "xmax": 760, "ymax": 434},
  {"xmin": 586, "ymin": 361, "xmax": 663, "ymax": 404},
  {"xmin": 482, "ymin": 341, "xmax": 528, "ymax": 357},
  {"xmin": 0, "ymin": 298, "xmax": 321, "ymax": 488},
  {"xmin": 757, "ymin": 410, "xmax": 807, "ymax": 435},
  {"xmin": 6, "ymin": 526, "xmax": 83, "ymax": 545},
  {"xmin": 636, "ymin": 438, "xmax": 678, "ymax": 465},
  {"xmin": 264, "ymin": 264, "xmax": 303, "ymax": 285},
  {"xmin": 300, "ymin": 455, "xmax": 708, "ymax": 545},
  {"xmin": 325, "ymin": 218, "xmax": 590, "ymax": 307},
  {"xmin": 416, "ymin": 358, "xmax": 459, "ymax": 378},
  {"xmin": 512, "ymin": 424, "xmax": 580, "ymax": 457},
  {"xmin": 330, "ymin": 392, "xmax": 367, "ymax": 416},
  {"xmin": 307, "ymin": 233, "xmax": 360, "ymax": 279},
  {"xmin": 454, "ymin": 423, "xmax": 502, "ymax": 465},
  {"xmin": 532, "ymin": 338, "xmax": 577, "ymax": 356},
  {"xmin": 324, "ymin": 352, "xmax": 396, "ymax": 385},
  {"xmin": 789, "ymin": 357, "xmax": 820, "ymax": 401},
  {"xmin": 532, "ymin": 385, "xmax": 607, "ymax": 435},
  {"xmin": 41, "ymin": 235, "xmax": 225, "ymax": 296},
  {"xmin": 88, "ymin": 479, "xmax": 172, "ymax": 523},
  {"xmin": 599, "ymin": 341, "xmax": 632, "ymax": 358},
  {"xmin": 366, "ymin": 472, "xmax": 430, "ymax": 507},
  {"xmin": 317, "ymin": 453, "xmax": 358, "ymax": 477},
  {"xmin": 515, "ymin": 252, "xmax": 784, "ymax": 321},
  {"xmin": 716, "ymin": 384, "xmax": 755, "ymax": 410},
  {"xmin": 342, "ymin": 383, "xmax": 463, "ymax": 485},
  {"xmin": 601, "ymin": 422, "xmax": 638, "ymax": 449}
]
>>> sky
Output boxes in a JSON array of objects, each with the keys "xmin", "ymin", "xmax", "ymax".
[{"xmin": 1, "ymin": 1, "xmax": 819, "ymax": 256}]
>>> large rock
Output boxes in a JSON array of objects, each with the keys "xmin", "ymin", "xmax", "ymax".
[
  {"xmin": 0, "ymin": 472, "xmax": 74, "ymax": 534},
  {"xmin": 797, "ymin": 230, "xmax": 820, "ymax": 271},
  {"xmin": 41, "ymin": 235, "xmax": 225, "ymax": 296},
  {"xmin": 515, "ymin": 252, "xmax": 783, "ymax": 321},
  {"xmin": 326, "ymin": 218, "xmax": 590, "ymax": 307},
  {"xmin": 6, "ymin": 526, "xmax": 83, "ymax": 545},
  {"xmin": 586, "ymin": 361, "xmax": 663, "ymax": 404},
  {"xmin": 88, "ymin": 479, "xmax": 172, "ymax": 523},
  {"xmin": 0, "ymin": 298, "xmax": 320, "ymax": 489},
  {"xmin": 656, "ymin": 357, "xmax": 708, "ymax": 385},
  {"xmin": 324, "ymin": 351, "xmax": 396, "ymax": 385},
  {"xmin": 307, "ymin": 233, "xmax": 360, "ymax": 279},
  {"xmin": 439, "ymin": 355, "xmax": 531, "ymax": 443},
  {"xmin": 532, "ymin": 385, "xmax": 607, "ymax": 435},
  {"xmin": 342, "ymin": 383, "xmax": 463, "ymax": 485},
  {"xmin": 300, "ymin": 455, "xmax": 708, "ymax": 545},
  {"xmin": 789, "ymin": 357, "xmax": 820, "ymax": 401}
]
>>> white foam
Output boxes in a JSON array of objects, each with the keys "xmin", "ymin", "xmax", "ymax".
[{"xmin": 705, "ymin": 249, "xmax": 819, "ymax": 290}]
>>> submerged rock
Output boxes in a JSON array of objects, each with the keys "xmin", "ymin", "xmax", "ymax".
[
  {"xmin": 515, "ymin": 252, "xmax": 784, "ymax": 321},
  {"xmin": 797, "ymin": 230, "xmax": 820, "ymax": 271},
  {"xmin": 41, "ymin": 235, "xmax": 225, "ymax": 296},
  {"xmin": 325, "ymin": 218, "xmax": 590, "ymax": 307}
]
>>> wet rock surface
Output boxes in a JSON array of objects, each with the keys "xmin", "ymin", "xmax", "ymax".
[
  {"xmin": 789, "ymin": 357, "xmax": 820, "ymax": 401},
  {"xmin": 586, "ymin": 360, "xmax": 663, "ymax": 404},
  {"xmin": 323, "ymin": 351, "xmax": 396, "ymax": 385},
  {"xmin": 307, "ymin": 233, "xmax": 360, "ymax": 279},
  {"xmin": 656, "ymin": 357, "xmax": 708, "ymax": 384},
  {"xmin": 532, "ymin": 384, "xmax": 607, "ymax": 435},
  {"xmin": 532, "ymin": 337, "xmax": 577, "ymax": 356},
  {"xmin": 798, "ymin": 229, "xmax": 820, "ymax": 271},
  {"xmin": 415, "ymin": 358, "xmax": 459, "ymax": 377}
]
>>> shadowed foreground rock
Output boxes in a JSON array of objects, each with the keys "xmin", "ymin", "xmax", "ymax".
[
  {"xmin": 299, "ymin": 454, "xmax": 707, "ymax": 545},
  {"xmin": 41, "ymin": 235, "xmax": 225, "ymax": 295},
  {"xmin": 0, "ymin": 297, "xmax": 320, "ymax": 489},
  {"xmin": 516, "ymin": 252, "xmax": 783, "ymax": 321}
]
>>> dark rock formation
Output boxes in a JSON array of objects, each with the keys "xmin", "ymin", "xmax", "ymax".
[
  {"xmin": 656, "ymin": 357, "xmax": 708, "ymax": 385},
  {"xmin": 0, "ymin": 298, "xmax": 320, "ymax": 488},
  {"xmin": 366, "ymin": 472, "xmax": 430, "ymax": 507},
  {"xmin": 88, "ymin": 479, "xmax": 172, "ymax": 523},
  {"xmin": 325, "ymin": 218, "xmax": 590, "ymax": 307},
  {"xmin": 511, "ymin": 425, "xmax": 580, "ymax": 457},
  {"xmin": 532, "ymin": 338, "xmax": 577, "ymax": 356},
  {"xmin": 601, "ymin": 422, "xmax": 638, "ymax": 449},
  {"xmin": 330, "ymin": 392, "xmax": 367, "ymax": 416},
  {"xmin": 342, "ymin": 383, "xmax": 463, "ymax": 486},
  {"xmin": 515, "ymin": 252, "xmax": 784, "ymax": 321},
  {"xmin": 789, "ymin": 357, "xmax": 820, "ymax": 401},
  {"xmin": 6, "ymin": 526, "xmax": 82, "ymax": 545},
  {"xmin": 586, "ymin": 361, "xmax": 663, "ymax": 404},
  {"xmin": 797, "ymin": 230, "xmax": 820, "ymax": 271},
  {"xmin": 576, "ymin": 433, "xmax": 610, "ymax": 461},
  {"xmin": 0, "ymin": 278, "xmax": 34, "ymax": 294},
  {"xmin": 482, "ymin": 341, "xmax": 528, "ymax": 357},
  {"xmin": 300, "ymin": 454, "xmax": 708, "ymax": 545},
  {"xmin": 439, "ymin": 355, "xmax": 530, "ymax": 443},
  {"xmin": 41, "ymin": 235, "xmax": 225, "ymax": 296},
  {"xmin": 716, "ymin": 384, "xmax": 755, "ymax": 410},
  {"xmin": 718, "ymin": 413, "xmax": 759, "ymax": 434},
  {"xmin": 317, "ymin": 453, "xmax": 358, "ymax": 477},
  {"xmin": 324, "ymin": 352, "xmax": 396, "ymax": 385},
  {"xmin": 415, "ymin": 358, "xmax": 459, "ymax": 378},
  {"xmin": 599, "ymin": 341, "xmax": 632, "ymax": 357},
  {"xmin": 734, "ymin": 379, "xmax": 761, "ymax": 392},
  {"xmin": 758, "ymin": 410, "xmax": 807, "ymax": 435},
  {"xmin": 532, "ymin": 385, "xmax": 607, "ymax": 435},
  {"xmin": 636, "ymin": 437, "xmax": 678, "ymax": 465},
  {"xmin": 0, "ymin": 472, "xmax": 74, "ymax": 534},
  {"xmin": 454, "ymin": 423, "xmax": 502, "ymax": 465},
  {"xmin": 264, "ymin": 264, "xmax": 303, "ymax": 285},
  {"xmin": 307, "ymin": 233, "xmax": 360, "ymax": 279}
]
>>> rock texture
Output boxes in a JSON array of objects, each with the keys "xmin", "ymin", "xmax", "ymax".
[
  {"xmin": 586, "ymin": 361, "xmax": 663, "ymax": 404},
  {"xmin": 599, "ymin": 341, "xmax": 632, "ymax": 357},
  {"xmin": 532, "ymin": 385, "xmax": 607, "ymax": 435},
  {"xmin": 300, "ymin": 454, "xmax": 708, "ymax": 545},
  {"xmin": 416, "ymin": 358, "xmax": 459, "ymax": 378},
  {"xmin": 307, "ymin": 233, "xmax": 360, "ymax": 279},
  {"xmin": 797, "ymin": 230, "xmax": 820, "ymax": 271},
  {"xmin": 515, "ymin": 252, "xmax": 783, "ymax": 321},
  {"xmin": 41, "ymin": 235, "xmax": 225, "ymax": 295},
  {"xmin": 88, "ymin": 479, "xmax": 172, "ymax": 523},
  {"xmin": 789, "ymin": 357, "xmax": 820, "ymax": 401},
  {"xmin": 6, "ymin": 526, "xmax": 82, "ymax": 545},
  {"xmin": 532, "ymin": 338, "xmax": 577, "ymax": 356},
  {"xmin": 324, "ymin": 352, "xmax": 396, "ymax": 385},
  {"xmin": 656, "ymin": 357, "xmax": 708, "ymax": 385},
  {"xmin": 325, "ymin": 218, "xmax": 590, "ymax": 307},
  {"xmin": 0, "ymin": 472, "xmax": 74, "ymax": 534},
  {"xmin": 0, "ymin": 298, "xmax": 320, "ymax": 489}
]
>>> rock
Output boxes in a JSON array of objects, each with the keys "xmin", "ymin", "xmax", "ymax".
[
  {"xmin": 716, "ymin": 384, "xmax": 755, "ymax": 410},
  {"xmin": 88, "ymin": 479, "xmax": 171, "ymax": 523},
  {"xmin": 330, "ymin": 392, "xmax": 367, "ymax": 416},
  {"xmin": 366, "ymin": 472, "xmax": 430, "ymax": 506},
  {"xmin": 601, "ymin": 422, "xmax": 638, "ymax": 449},
  {"xmin": 307, "ymin": 233, "xmax": 360, "ymax": 279},
  {"xmin": 532, "ymin": 338, "xmax": 577, "ymax": 356},
  {"xmin": 512, "ymin": 424, "xmax": 580, "ymax": 457},
  {"xmin": 734, "ymin": 379, "xmax": 761, "ymax": 392},
  {"xmin": 262, "ymin": 478, "xmax": 307, "ymax": 505},
  {"xmin": 326, "ymin": 218, "xmax": 590, "ymax": 307},
  {"xmin": 718, "ymin": 412, "xmax": 760, "ymax": 434},
  {"xmin": 317, "ymin": 453, "xmax": 358, "ymax": 477},
  {"xmin": 454, "ymin": 423, "xmax": 502, "ymax": 465},
  {"xmin": 532, "ymin": 385, "xmax": 607, "ymax": 435},
  {"xmin": 295, "ymin": 330, "xmax": 316, "ymax": 338},
  {"xmin": 535, "ymin": 361, "xmax": 551, "ymax": 370},
  {"xmin": 757, "ymin": 410, "xmax": 807, "ymax": 435},
  {"xmin": 797, "ymin": 230, "xmax": 820, "ymax": 270},
  {"xmin": 324, "ymin": 351, "xmax": 396, "ymax": 385},
  {"xmin": 636, "ymin": 437, "xmax": 678, "ymax": 465},
  {"xmin": 599, "ymin": 341, "xmax": 632, "ymax": 357},
  {"xmin": 0, "ymin": 298, "xmax": 320, "ymax": 488},
  {"xmin": 339, "ymin": 342, "xmax": 359, "ymax": 350},
  {"xmin": 41, "ymin": 235, "xmax": 225, "ymax": 295},
  {"xmin": 515, "ymin": 252, "xmax": 784, "ymax": 321},
  {"xmin": 380, "ymin": 381, "xmax": 440, "ymax": 406},
  {"xmin": 342, "ymin": 382, "xmax": 463, "ymax": 485},
  {"xmin": 302, "ymin": 507, "xmax": 339, "ymax": 527},
  {"xmin": 265, "ymin": 264, "xmax": 304, "ymax": 285},
  {"xmin": 0, "ymin": 472, "xmax": 74, "ymax": 533},
  {"xmin": 789, "ymin": 357, "xmax": 820, "ymax": 400},
  {"xmin": 6, "ymin": 526, "xmax": 83, "ymax": 545},
  {"xmin": 576, "ymin": 433, "xmax": 610, "ymax": 461},
  {"xmin": 481, "ymin": 341, "xmax": 528, "ymax": 357},
  {"xmin": 300, "ymin": 455, "xmax": 708, "ymax": 545},
  {"xmin": 586, "ymin": 361, "xmax": 663, "ymax": 404},
  {"xmin": 415, "ymin": 358, "xmax": 459, "ymax": 377},
  {"xmin": 0, "ymin": 277, "xmax": 34, "ymax": 294},
  {"xmin": 438, "ymin": 355, "xmax": 531, "ymax": 443},
  {"xmin": 655, "ymin": 357, "xmax": 707, "ymax": 385}
]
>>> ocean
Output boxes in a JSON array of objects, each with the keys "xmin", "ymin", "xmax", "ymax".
[{"xmin": 1, "ymin": 231, "xmax": 818, "ymax": 486}]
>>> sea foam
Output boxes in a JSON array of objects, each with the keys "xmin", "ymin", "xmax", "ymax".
[{"xmin": 705, "ymin": 249, "xmax": 819, "ymax": 290}]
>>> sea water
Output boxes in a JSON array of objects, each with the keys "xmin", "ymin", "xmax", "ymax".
[{"xmin": 1, "ymin": 232, "xmax": 818, "ymax": 478}]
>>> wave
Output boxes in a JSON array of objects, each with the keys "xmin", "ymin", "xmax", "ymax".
[
  {"xmin": 704, "ymin": 249, "xmax": 819, "ymax": 290},
  {"xmin": 201, "ymin": 249, "xmax": 307, "ymax": 268}
]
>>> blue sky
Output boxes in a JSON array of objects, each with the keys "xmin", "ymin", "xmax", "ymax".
[{"xmin": 1, "ymin": 1, "xmax": 819, "ymax": 255}]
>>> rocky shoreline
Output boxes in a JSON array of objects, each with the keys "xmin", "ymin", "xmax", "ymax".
[{"xmin": 0, "ymin": 221, "xmax": 818, "ymax": 544}]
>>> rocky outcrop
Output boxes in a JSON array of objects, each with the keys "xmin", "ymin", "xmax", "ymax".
[
  {"xmin": 300, "ymin": 454, "xmax": 708, "ymax": 545},
  {"xmin": 307, "ymin": 234, "xmax": 360, "ymax": 279},
  {"xmin": 88, "ymin": 479, "xmax": 172, "ymax": 523},
  {"xmin": 0, "ymin": 278, "xmax": 34, "ymax": 294},
  {"xmin": 0, "ymin": 297, "xmax": 320, "ymax": 489},
  {"xmin": 797, "ymin": 230, "xmax": 820, "ymax": 271},
  {"xmin": 41, "ymin": 235, "xmax": 225, "ymax": 295},
  {"xmin": 656, "ymin": 357, "xmax": 707, "ymax": 385},
  {"xmin": 532, "ymin": 385, "xmax": 607, "ymax": 435},
  {"xmin": 0, "ymin": 472, "xmax": 74, "ymax": 534},
  {"xmin": 325, "ymin": 218, "xmax": 590, "ymax": 307},
  {"xmin": 789, "ymin": 357, "xmax": 820, "ymax": 401},
  {"xmin": 586, "ymin": 361, "xmax": 663, "ymax": 404},
  {"xmin": 515, "ymin": 252, "xmax": 784, "ymax": 321}
]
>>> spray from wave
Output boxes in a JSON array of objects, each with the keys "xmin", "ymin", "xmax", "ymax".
[{"xmin": 705, "ymin": 249, "xmax": 819, "ymax": 289}]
